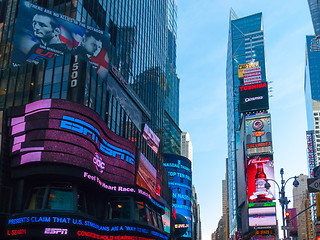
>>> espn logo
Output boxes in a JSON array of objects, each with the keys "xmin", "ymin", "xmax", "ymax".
[{"xmin": 44, "ymin": 228, "xmax": 68, "ymax": 235}]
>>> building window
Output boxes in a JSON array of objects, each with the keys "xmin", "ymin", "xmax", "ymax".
[
  {"xmin": 173, "ymin": 168, "xmax": 177, "ymax": 172},
  {"xmin": 47, "ymin": 187, "xmax": 74, "ymax": 210},
  {"xmin": 170, "ymin": 176, "xmax": 173, "ymax": 181},
  {"xmin": 180, "ymin": 178, "xmax": 183, "ymax": 183},
  {"xmin": 177, "ymin": 188, "xmax": 181, "ymax": 193},
  {"xmin": 107, "ymin": 198, "xmax": 130, "ymax": 220},
  {"xmin": 186, "ymin": 190, "xmax": 189, "ymax": 195},
  {"xmin": 184, "ymin": 200, "xmax": 186, "ymax": 205},
  {"xmin": 173, "ymin": 199, "xmax": 176, "ymax": 204}
]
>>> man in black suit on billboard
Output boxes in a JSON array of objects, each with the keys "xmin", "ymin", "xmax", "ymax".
[
  {"xmin": 72, "ymin": 32, "xmax": 102, "ymax": 62},
  {"xmin": 25, "ymin": 13, "xmax": 70, "ymax": 62}
]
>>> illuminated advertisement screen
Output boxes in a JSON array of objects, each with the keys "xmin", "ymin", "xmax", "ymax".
[
  {"xmin": 245, "ymin": 114, "xmax": 272, "ymax": 155},
  {"xmin": 163, "ymin": 154, "xmax": 192, "ymax": 239},
  {"xmin": 136, "ymin": 152, "xmax": 160, "ymax": 200},
  {"xmin": 247, "ymin": 155, "xmax": 275, "ymax": 202},
  {"xmin": 243, "ymin": 67, "xmax": 262, "ymax": 85},
  {"xmin": 239, "ymin": 82, "xmax": 269, "ymax": 113},
  {"xmin": 142, "ymin": 124, "xmax": 160, "ymax": 154},
  {"xmin": 238, "ymin": 61, "xmax": 259, "ymax": 78},
  {"xmin": 6, "ymin": 213, "xmax": 169, "ymax": 240},
  {"xmin": 10, "ymin": 99, "xmax": 136, "ymax": 185},
  {"xmin": 162, "ymin": 207, "xmax": 171, "ymax": 234},
  {"xmin": 248, "ymin": 205, "xmax": 277, "ymax": 227},
  {"xmin": 12, "ymin": 0, "xmax": 110, "ymax": 80}
]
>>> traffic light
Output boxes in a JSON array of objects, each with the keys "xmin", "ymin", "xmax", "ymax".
[{"xmin": 285, "ymin": 211, "xmax": 290, "ymax": 225}]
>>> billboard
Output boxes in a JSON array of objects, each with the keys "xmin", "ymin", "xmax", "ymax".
[
  {"xmin": 238, "ymin": 61, "xmax": 259, "ymax": 79},
  {"xmin": 248, "ymin": 205, "xmax": 277, "ymax": 227},
  {"xmin": 162, "ymin": 207, "xmax": 171, "ymax": 234},
  {"xmin": 243, "ymin": 67, "xmax": 262, "ymax": 85},
  {"xmin": 239, "ymin": 83, "xmax": 269, "ymax": 113},
  {"xmin": 163, "ymin": 155, "xmax": 192, "ymax": 239},
  {"xmin": 245, "ymin": 114, "xmax": 272, "ymax": 155},
  {"xmin": 12, "ymin": 0, "xmax": 109, "ymax": 80},
  {"xmin": 247, "ymin": 155, "xmax": 275, "ymax": 202},
  {"xmin": 10, "ymin": 99, "xmax": 136, "ymax": 185},
  {"xmin": 136, "ymin": 152, "xmax": 160, "ymax": 200},
  {"xmin": 6, "ymin": 213, "xmax": 169, "ymax": 240},
  {"xmin": 142, "ymin": 124, "xmax": 160, "ymax": 154}
]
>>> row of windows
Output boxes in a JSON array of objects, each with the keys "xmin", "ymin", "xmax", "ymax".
[{"xmin": 26, "ymin": 183, "xmax": 164, "ymax": 231}]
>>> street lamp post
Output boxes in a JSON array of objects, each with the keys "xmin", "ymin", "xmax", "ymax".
[{"xmin": 265, "ymin": 168, "xmax": 299, "ymax": 239}]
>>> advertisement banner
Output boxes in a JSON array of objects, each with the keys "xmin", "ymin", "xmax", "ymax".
[
  {"xmin": 142, "ymin": 124, "xmax": 160, "ymax": 154},
  {"xmin": 136, "ymin": 152, "xmax": 159, "ymax": 200},
  {"xmin": 243, "ymin": 67, "xmax": 262, "ymax": 85},
  {"xmin": 239, "ymin": 83, "xmax": 269, "ymax": 113},
  {"xmin": 10, "ymin": 99, "xmax": 136, "ymax": 185},
  {"xmin": 12, "ymin": 0, "xmax": 110, "ymax": 80},
  {"xmin": 238, "ymin": 61, "xmax": 259, "ymax": 79},
  {"xmin": 6, "ymin": 213, "xmax": 169, "ymax": 240},
  {"xmin": 245, "ymin": 114, "xmax": 272, "ymax": 155},
  {"xmin": 247, "ymin": 155, "xmax": 275, "ymax": 202},
  {"xmin": 248, "ymin": 205, "xmax": 277, "ymax": 227}
]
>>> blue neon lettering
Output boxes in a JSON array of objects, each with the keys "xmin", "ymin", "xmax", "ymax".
[{"xmin": 60, "ymin": 115, "xmax": 134, "ymax": 165}]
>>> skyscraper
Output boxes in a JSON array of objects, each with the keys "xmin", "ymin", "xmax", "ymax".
[
  {"xmin": 292, "ymin": 174, "xmax": 314, "ymax": 240},
  {"xmin": 226, "ymin": 9, "xmax": 276, "ymax": 238},
  {"xmin": 307, "ymin": 0, "xmax": 320, "ymax": 38},
  {"xmin": 181, "ymin": 132, "xmax": 193, "ymax": 164},
  {"xmin": 226, "ymin": 10, "xmax": 268, "ymax": 236},
  {"xmin": 305, "ymin": 35, "xmax": 320, "ymax": 164},
  {"xmin": 0, "ymin": 0, "xmax": 179, "ymax": 238}
]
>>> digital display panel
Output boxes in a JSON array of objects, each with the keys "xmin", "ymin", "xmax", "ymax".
[
  {"xmin": 136, "ymin": 152, "xmax": 159, "ymax": 200},
  {"xmin": 243, "ymin": 67, "xmax": 262, "ymax": 85},
  {"xmin": 163, "ymin": 154, "xmax": 192, "ymax": 239},
  {"xmin": 6, "ymin": 213, "xmax": 169, "ymax": 240},
  {"xmin": 245, "ymin": 114, "xmax": 272, "ymax": 155},
  {"xmin": 247, "ymin": 155, "xmax": 275, "ymax": 202},
  {"xmin": 142, "ymin": 124, "xmax": 160, "ymax": 154},
  {"xmin": 238, "ymin": 61, "xmax": 259, "ymax": 78},
  {"xmin": 248, "ymin": 206, "xmax": 277, "ymax": 227},
  {"xmin": 239, "ymin": 82, "xmax": 269, "ymax": 113},
  {"xmin": 12, "ymin": 0, "xmax": 110, "ymax": 81},
  {"xmin": 10, "ymin": 99, "xmax": 136, "ymax": 185},
  {"xmin": 162, "ymin": 208, "xmax": 171, "ymax": 234}
]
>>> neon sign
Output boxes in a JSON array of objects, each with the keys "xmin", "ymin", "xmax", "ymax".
[
  {"xmin": 10, "ymin": 99, "xmax": 136, "ymax": 185},
  {"xmin": 60, "ymin": 115, "xmax": 135, "ymax": 165}
]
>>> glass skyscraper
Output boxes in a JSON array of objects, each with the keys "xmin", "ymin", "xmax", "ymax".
[
  {"xmin": 226, "ymin": 10, "xmax": 267, "ymax": 236},
  {"xmin": 0, "ymin": 0, "xmax": 179, "ymax": 238}
]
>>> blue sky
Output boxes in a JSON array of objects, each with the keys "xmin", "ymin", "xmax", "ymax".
[{"xmin": 176, "ymin": 1, "xmax": 315, "ymax": 239}]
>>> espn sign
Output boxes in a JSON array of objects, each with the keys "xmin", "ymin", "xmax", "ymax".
[{"xmin": 44, "ymin": 228, "xmax": 68, "ymax": 235}]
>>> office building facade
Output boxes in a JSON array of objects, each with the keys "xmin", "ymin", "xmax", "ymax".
[
  {"xmin": 226, "ymin": 9, "xmax": 276, "ymax": 238},
  {"xmin": 292, "ymin": 174, "xmax": 314, "ymax": 240},
  {"xmin": 0, "ymin": 0, "xmax": 178, "ymax": 239}
]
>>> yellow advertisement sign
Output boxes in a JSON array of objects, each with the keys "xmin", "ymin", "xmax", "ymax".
[{"xmin": 238, "ymin": 61, "xmax": 259, "ymax": 78}]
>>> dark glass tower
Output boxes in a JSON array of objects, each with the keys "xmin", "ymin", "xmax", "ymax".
[
  {"xmin": 0, "ymin": 0, "xmax": 178, "ymax": 239},
  {"xmin": 226, "ymin": 10, "xmax": 268, "ymax": 236}
]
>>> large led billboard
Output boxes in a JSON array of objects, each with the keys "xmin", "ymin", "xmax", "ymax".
[
  {"xmin": 248, "ymin": 203, "xmax": 277, "ymax": 227},
  {"xmin": 142, "ymin": 124, "xmax": 160, "ymax": 154},
  {"xmin": 12, "ymin": 0, "xmax": 109, "ymax": 80},
  {"xmin": 136, "ymin": 152, "xmax": 160, "ymax": 200},
  {"xmin": 247, "ymin": 155, "xmax": 275, "ymax": 202},
  {"xmin": 163, "ymin": 154, "xmax": 192, "ymax": 239},
  {"xmin": 239, "ymin": 83, "xmax": 269, "ymax": 113},
  {"xmin": 238, "ymin": 61, "xmax": 259, "ymax": 79},
  {"xmin": 245, "ymin": 114, "xmax": 272, "ymax": 155},
  {"xmin": 10, "ymin": 99, "xmax": 136, "ymax": 185}
]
